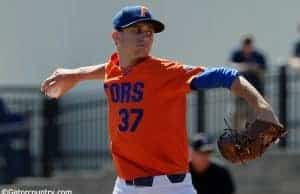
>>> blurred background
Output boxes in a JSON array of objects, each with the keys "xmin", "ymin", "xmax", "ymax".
[{"xmin": 0, "ymin": 0, "xmax": 300, "ymax": 194}]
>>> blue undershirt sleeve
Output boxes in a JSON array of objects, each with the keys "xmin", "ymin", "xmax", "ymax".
[{"xmin": 190, "ymin": 67, "xmax": 239, "ymax": 90}]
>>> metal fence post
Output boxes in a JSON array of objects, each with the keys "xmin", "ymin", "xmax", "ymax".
[
  {"xmin": 197, "ymin": 91, "xmax": 205, "ymax": 133},
  {"xmin": 42, "ymin": 98, "xmax": 59, "ymax": 177},
  {"xmin": 279, "ymin": 65, "xmax": 287, "ymax": 148}
]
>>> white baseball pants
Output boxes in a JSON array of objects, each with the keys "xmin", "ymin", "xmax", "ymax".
[{"xmin": 112, "ymin": 173, "xmax": 197, "ymax": 194}]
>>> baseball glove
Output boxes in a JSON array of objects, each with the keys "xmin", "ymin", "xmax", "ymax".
[{"xmin": 217, "ymin": 119, "xmax": 287, "ymax": 163}]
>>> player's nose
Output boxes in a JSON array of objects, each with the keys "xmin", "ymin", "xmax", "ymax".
[{"xmin": 137, "ymin": 31, "xmax": 153, "ymax": 40}]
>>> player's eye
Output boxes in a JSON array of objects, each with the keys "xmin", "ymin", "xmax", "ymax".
[
  {"xmin": 128, "ymin": 27, "xmax": 139, "ymax": 34},
  {"xmin": 144, "ymin": 30, "xmax": 153, "ymax": 37},
  {"xmin": 128, "ymin": 27, "xmax": 153, "ymax": 37}
]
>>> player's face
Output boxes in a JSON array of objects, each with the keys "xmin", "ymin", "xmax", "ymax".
[
  {"xmin": 242, "ymin": 43, "xmax": 253, "ymax": 55},
  {"xmin": 191, "ymin": 150, "xmax": 210, "ymax": 169},
  {"xmin": 115, "ymin": 22, "xmax": 154, "ymax": 59}
]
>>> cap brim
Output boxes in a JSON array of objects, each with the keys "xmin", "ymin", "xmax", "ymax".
[
  {"xmin": 119, "ymin": 18, "xmax": 165, "ymax": 33},
  {"xmin": 195, "ymin": 144, "xmax": 214, "ymax": 153}
]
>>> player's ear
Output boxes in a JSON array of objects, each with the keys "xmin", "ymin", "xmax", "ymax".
[{"xmin": 112, "ymin": 31, "xmax": 119, "ymax": 46}]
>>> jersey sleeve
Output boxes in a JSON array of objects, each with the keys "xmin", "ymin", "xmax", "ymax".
[
  {"xmin": 161, "ymin": 63, "xmax": 204, "ymax": 96},
  {"xmin": 230, "ymin": 50, "xmax": 242, "ymax": 63},
  {"xmin": 294, "ymin": 41, "xmax": 300, "ymax": 57},
  {"xmin": 104, "ymin": 62, "xmax": 112, "ymax": 80}
]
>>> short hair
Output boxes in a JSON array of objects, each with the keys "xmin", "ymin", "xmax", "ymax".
[{"xmin": 241, "ymin": 34, "xmax": 254, "ymax": 46}]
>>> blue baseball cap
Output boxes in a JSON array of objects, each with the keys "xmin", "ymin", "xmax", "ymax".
[
  {"xmin": 112, "ymin": 5, "xmax": 165, "ymax": 33},
  {"xmin": 191, "ymin": 134, "xmax": 214, "ymax": 153}
]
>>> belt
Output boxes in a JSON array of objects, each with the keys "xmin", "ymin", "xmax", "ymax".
[{"xmin": 125, "ymin": 173, "xmax": 186, "ymax": 187}]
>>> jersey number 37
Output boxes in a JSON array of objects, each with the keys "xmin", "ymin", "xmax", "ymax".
[{"xmin": 118, "ymin": 108, "xmax": 143, "ymax": 132}]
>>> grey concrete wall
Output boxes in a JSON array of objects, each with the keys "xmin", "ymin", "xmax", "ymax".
[{"xmin": 1, "ymin": 0, "xmax": 300, "ymax": 88}]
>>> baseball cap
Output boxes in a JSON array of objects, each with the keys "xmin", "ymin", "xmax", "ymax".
[
  {"xmin": 112, "ymin": 5, "xmax": 165, "ymax": 33},
  {"xmin": 191, "ymin": 134, "xmax": 214, "ymax": 153}
]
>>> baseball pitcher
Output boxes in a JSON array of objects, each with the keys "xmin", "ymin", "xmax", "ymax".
[{"xmin": 41, "ymin": 5, "xmax": 285, "ymax": 194}]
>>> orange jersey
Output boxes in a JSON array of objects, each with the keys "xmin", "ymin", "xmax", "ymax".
[{"xmin": 103, "ymin": 53, "xmax": 204, "ymax": 179}]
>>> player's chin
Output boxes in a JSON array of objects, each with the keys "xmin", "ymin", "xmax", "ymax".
[{"xmin": 135, "ymin": 49, "xmax": 150, "ymax": 58}]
